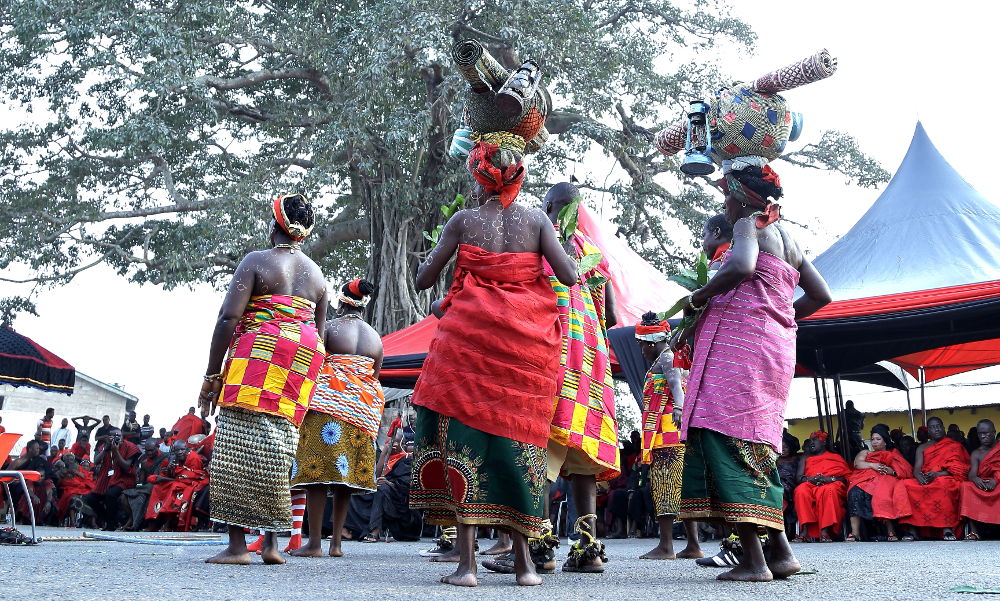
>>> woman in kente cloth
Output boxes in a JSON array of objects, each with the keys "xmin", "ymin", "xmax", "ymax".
[
  {"xmin": 198, "ymin": 193, "xmax": 328, "ymax": 566},
  {"xmin": 410, "ymin": 137, "xmax": 578, "ymax": 587},
  {"xmin": 634, "ymin": 313, "xmax": 703, "ymax": 560},
  {"xmin": 289, "ymin": 278, "xmax": 386, "ymax": 558},
  {"xmin": 676, "ymin": 164, "xmax": 832, "ymax": 582}
]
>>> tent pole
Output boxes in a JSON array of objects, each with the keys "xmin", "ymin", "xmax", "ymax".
[
  {"xmin": 905, "ymin": 385, "xmax": 915, "ymax": 438},
  {"xmin": 919, "ymin": 367, "xmax": 927, "ymax": 427},
  {"xmin": 833, "ymin": 374, "xmax": 849, "ymax": 460},
  {"xmin": 813, "ymin": 377, "xmax": 823, "ymax": 432}
]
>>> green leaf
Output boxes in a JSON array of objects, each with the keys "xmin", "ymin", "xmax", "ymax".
[
  {"xmin": 440, "ymin": 205, "xmax": 452, "ymax": 218},
  {"xmin": 668, "ymin": 274, "xmax": 700, "ymax": 291},
  {"xmin": 584, "ymin": 274, "xmax": 607, "ymax": 289},
  {"xmin": 557, "ymin": 196, "xmax": 581, "ymax": 242},
  {"xmin": 696, "ymin": 251, "xmax": 709, "ymax": 285},
  {"xmin": 662, "ymin": 295, "xmax": 690, "ymax": 319},
  {"xmin": 578, "ymin": 251, "xmax": 603, "ymax": 275}
]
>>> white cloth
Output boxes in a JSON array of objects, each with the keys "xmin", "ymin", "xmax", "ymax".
[{"xmin": 52, "ymin": 427, "xmax": 72, "ymax": 447}]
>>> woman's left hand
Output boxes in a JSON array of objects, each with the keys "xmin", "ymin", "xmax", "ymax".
[{"xmin": 198, "ymin": 379, "xmax": 223, "ymax": 416}]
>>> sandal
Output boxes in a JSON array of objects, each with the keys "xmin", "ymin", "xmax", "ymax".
[
  {"xmin": 360, "ymin": 535, "xmax": 380, "ymax": 543},
  {"xmin": 887, "ymin": 535, "xmax": 899, "ymax": 542},
  {"xmin": 963, "ymin": 533, "xmax": 980, "ymax": 541},
  {"xmin": 791, "ymin": 535, "xmax": 809, "ymax": 543},
  {"xmin": 845, "ymin": 534, "xmax": 859, "ymax": 542},
  {"xmin": 900, "ymin": 534, "xmax": 915, "ymax": 542},
  {"xmin": 819, "ymin": 536, "xmax": 833, "ymax": 543},
  {"xmin": 943, "ymin": 532, "xmax": 958, "ymax": 541}
]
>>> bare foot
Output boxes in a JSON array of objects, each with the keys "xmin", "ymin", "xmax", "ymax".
[
  {"xmin": 766, "ymin": 557, "xmax": 801, "ymax": 579},
  {"xmin": 289, "ymin": 545, "xmax": 325, "ymax": 558},
  {"xmin": 430, "ymin": 548, "xmax": 461, "ymax": 562},
  {"xmin": 441, "ymin": 569, "xmax": 478, "ymax": 587},
  {"xmin": 516, "ymin": 571, "xmax": 543, "ymax": 586},
  {"xmin": 261, "ymin": 547, "xmax": 286, "ymax": 565},
  {"xmin": 639, "ymin": 546, "xmax": 676, "ymax": 560},
  {"xmin": 482, "ymin": 540, "xmax": 513, "ymax": 555},
  {"xmin": 329, "ymin": 544, "xmax": 344, "ymax": 557},
  {"xmin": 718, "ymin": 566, "xmax": 773, "ymax": 582},
  {"xmin": 677, "ymin": 547, "xmax": 705, "ymax": 559},
  {"xmin": 205, "ymin": 549, "xmax": 252, "ymax": 565}
]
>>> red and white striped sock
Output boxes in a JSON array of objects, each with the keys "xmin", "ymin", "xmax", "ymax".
[{"xmin": 283, "ymin": 490, "xmax": 307, "ymax": 552}]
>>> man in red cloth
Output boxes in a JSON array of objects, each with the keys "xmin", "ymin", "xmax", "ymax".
[
  {"xmin": 894, "ymin": 416, "xmax": 971, "ymax": 540},
  {"xmin": 960, "ymin": 419, "xmax": 998, "ymax": 540},
  {"xmin": 410, "ymin": 140, "xmax": 578, "ymax": 588},
  {"xmin": 793, "ymin": 431, "xmax": 852, "ymax": 541},
  {"xmin": 145, "ymin": 441, "xmax": 208, "ymax": 531},
  {"xmin": 83, "ymin": 428, "xmax": 140, "ymax": 530},
  {"xmin": 170, "ymin": 407, "xmax": 205, "ymax": 443}
]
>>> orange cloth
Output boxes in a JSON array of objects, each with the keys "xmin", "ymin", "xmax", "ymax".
[
  {"xmin": 793, "ymin": 451, "xmax": 852, "ymax": 538},
  {"xmin": 893, "ymin": 438, "xmax": 970, "ymax": 530},
  {"xmin": 414, "ymin": 244, "xmax": 560, "ymax": 447},
  {"xmin": 960, "ymin": 444, "xmax": 1000, "ymax": 524},
  {"xmin": 846, "ymin": 449, "xmax": 912, "ymax": 519}
]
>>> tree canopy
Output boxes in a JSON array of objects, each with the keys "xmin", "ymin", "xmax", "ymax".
[{"xmin": 0, "ymin": 0, "xmax": 888, "ymax": 332}]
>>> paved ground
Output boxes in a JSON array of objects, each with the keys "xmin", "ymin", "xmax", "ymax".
[{"xmin": 2, "ymin": 527, "xmax": 998, "ymax": 600}]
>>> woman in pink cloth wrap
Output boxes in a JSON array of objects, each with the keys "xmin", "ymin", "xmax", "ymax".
[{"xmin": 676, "ymin": 165, "xmax": 832, "ymax": 582}]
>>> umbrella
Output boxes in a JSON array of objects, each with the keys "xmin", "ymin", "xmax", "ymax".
[{"xmin": 0, "ymin": 326, "xmax": 75, "ymax": 394}]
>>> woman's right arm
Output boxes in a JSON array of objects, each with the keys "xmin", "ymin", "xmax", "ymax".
[{"xmin": 794, "ymin": 257, "xmax": 833, "ymax": 320}]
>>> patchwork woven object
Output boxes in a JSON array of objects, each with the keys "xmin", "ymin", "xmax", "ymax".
[
  {"xmin": 220, "ymin": 294, "xmax": 325, "ymax": 427},
  {"xmin": 309, "ymin": 354, "xmax": 386, "ymax": 440},
  {"xmin": 751, "ymin": 49, "xmax": 838, "ymax": 94}
]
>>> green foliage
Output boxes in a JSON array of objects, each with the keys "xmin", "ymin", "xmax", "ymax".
[
  {"xmin": 0, "ymin": 0, "xmax": 890, "ymax": 329},
  {"xmin": 423, "ymin": 193, "xmax": 466, "ymax": 247},
  {"xmin": 557, "ymin": 196, "xmax": 581, "ymax": 243},
  {"xmin": 0, "ymin": 296, "xmax": 37, "ymax": 327}
]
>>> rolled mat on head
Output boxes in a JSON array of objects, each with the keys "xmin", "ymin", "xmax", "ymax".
[
  {"xmin": 452, "ymin": 39, "xmax": 509, "ymax": 91},
  {"xmin": 655, "ymin": 118, "xmax": 689, "ymax": 156},
  {"xmin": 751, "ymin": 49, "xmax": 838, "ymax": 94}
]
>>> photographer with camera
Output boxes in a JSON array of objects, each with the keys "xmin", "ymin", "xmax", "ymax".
[{"xmin": 83, "ymin": 427, "xmax": 140, "ymax": 531}]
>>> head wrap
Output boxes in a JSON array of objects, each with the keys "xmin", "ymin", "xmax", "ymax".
[
  {"xmin": 272, "ymin": 193, "xmax": 314, "ymax": 241},
  {"xmin": 715, "ymin": 165, "xmax": 782, "ymax": 228},
  {"xmin": 468, "ymin": 142, "xmax": 526, "ymax": 208},
  {"xmin": 870, "ymin": 423, "xmax": 894, "ymax": 450},
  {"xmin": 810, "ymin": 430, "xmax": 828, "ymax": 441},
  {"xmin": 634, "ymin": 320, "xmax": 670, "ymax": 342},
  {"xmin": 339, "ymin": 278, "xmax": 371, "ymax": 308}
]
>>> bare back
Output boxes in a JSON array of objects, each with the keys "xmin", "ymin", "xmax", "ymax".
[
  {"xmin": 324, "ymin": 316, "xmax": 384, "ymax": 375},
  {"xmin": 455, "ymin": 202, "xmax": 547, "ymax": 253},
  {"xmin": 755, "ymin": 222, "xmax": 804, "ymax": 269},
  {"xmin": 245, "ymin": 249, "xmax": 327, "ymax": 302}
]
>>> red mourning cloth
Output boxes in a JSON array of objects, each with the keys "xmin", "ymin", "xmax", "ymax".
[
  {"xmin": 960, "ymin": 444, "xmax": 1000, "ymax": 524},
  {"xmin": 794, "ymin": 451, "xmax": 852, "ymax": 538},
  {"xmin": 171, "ymin": 414, "xmax": 204, "ymax": 442},
  {"xmin": 92, "ymin": 440, "xmax": 140, "ymax": 494},
  {"xmin": 893, "ymin": 438, "xmax": 970, "ymax": 529},
  {"xmin": 145, "ymin": 453, "xmax": 208, "ymax": 531},
  {"xmin": 846, "ymin": 449, "xmax": 912, "ymax": 519},
  {"xmin": 710, "ymin": 242, "xmax": 731, "ymax": 263},
  {"xmin": 413, "ymin": 244, "xmax": 560, "ymax": 447},
  {"xmin": 70, "ymin": 441, "xmax": 90, "ymax": 461},
  {"xmin": 57, "ymin": 470, "xmax": 94, "ymax": 518}
]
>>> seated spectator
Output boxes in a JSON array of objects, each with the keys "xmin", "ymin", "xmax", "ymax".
[
  {"xmin": 8, "ymin": 439, "xmax": 57, "ymax": 525},
  {"xmin": 83, "ymin": 428, "xmax": 140, "ymax": 531},
  {"xmin": 777, "ymin": 430, "xmax": 803, "ymax": 533},
  {"xmin": 960, "ymin": 419, "xmax": 999, "ymax": 540},
  {"xmin": 893, "ymin": 416, "xmax": 970, "ymax": 541},
  {"xmin": 169, "ymin": 407, "xmax": 203, "ymax": 444},
  {"xmin": 793, "ymin": 431, "xmax": 851, "ymax": 542},
  {"xmin": 144, "ymin": 440, "xmax": 208, "ymax": 532},
  {"xmin": 55, "ymin": 452, "xmax": 94, "ymax": 526},
  {"xmin": 49, "ymin": 439, "xmax": 70, "ymax": 462},
  {"xmin": 363, "ymin": 439, "xmax": 421, "ymax": 541},
  {"xmin": 846, "ymin": 424, "xmax": 912, "ymax": 542},
  {"xmin": 70, "ymin": 433, "xmax": 92, "ymax": 462},
  {"xmin": 121, "ymin": 439, "xmax": 166, "ymax": 531}
]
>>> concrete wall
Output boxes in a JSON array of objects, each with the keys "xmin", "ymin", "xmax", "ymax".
[{"xmin": 0, "ymin": 374, "xmax": 137, "ymax": 454}]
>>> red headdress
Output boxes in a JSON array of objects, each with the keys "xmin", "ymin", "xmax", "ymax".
[
  {"xmin": 468, "ymin": 142, "xmax": 526, "ymax": 208},
  {"xmin": 810, "ymin": 430, "xmax": 829, "ymax": 441},
  {"xmin": 634, "ymin": 320, "xmax": 670, "ymax": 342}
]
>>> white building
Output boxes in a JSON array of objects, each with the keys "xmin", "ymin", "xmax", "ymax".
[{"xmin": 0, "ymin": 372, "xmax": 138, "ymax": 454}]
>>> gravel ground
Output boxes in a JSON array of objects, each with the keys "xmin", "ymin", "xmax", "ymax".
[{"xmin": 2, "ymin": 527, "xmax": 998, "ymax": 600}]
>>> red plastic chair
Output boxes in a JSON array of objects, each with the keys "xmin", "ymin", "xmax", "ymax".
[{"xmin": 0, "ymin": 432, "xmax": 40, "ymax": 542}]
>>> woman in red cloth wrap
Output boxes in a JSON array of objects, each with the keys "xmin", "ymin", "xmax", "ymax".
[
  {"xmin": 846, "ymin": 424, "xmax": 912, "ymax": 541},
  {"xmin": 894, "ymin": 416, "xmax": 971, "ymax": 541},
  {"xmin": 410, "ymin": 141, "xmax": 577, "ymax": 588},
  {"xmin": 793, "ymin": 431, "xmax": 852, "ymax": 542}
]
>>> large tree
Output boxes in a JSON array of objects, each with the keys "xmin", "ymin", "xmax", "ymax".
[{"xmin": 0, "ymin": 0, "xmax": 887, "ymax": 332}]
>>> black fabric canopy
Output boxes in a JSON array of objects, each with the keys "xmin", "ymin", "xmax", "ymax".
[{"xmin": 0, "ymin": 326, "xmax": 75, "ymax": 394}]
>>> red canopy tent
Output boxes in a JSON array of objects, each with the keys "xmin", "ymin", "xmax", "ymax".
[{"xmin": 379, "ymin": 204, "xmax": 687, "ymax": 389}]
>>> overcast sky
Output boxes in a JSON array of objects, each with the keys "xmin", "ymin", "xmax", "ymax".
[{"xmin": 4, "ymin": 0, "xmax": 1000, "ymax": 429}]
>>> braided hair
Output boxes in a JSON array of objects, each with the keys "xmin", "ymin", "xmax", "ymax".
[{"xmin": 281, "ymin": 194, "xmax": 315, "ymax": 230}]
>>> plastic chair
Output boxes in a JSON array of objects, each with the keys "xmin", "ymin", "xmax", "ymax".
[{"xmin": 0, "ymin": 433, "xmax": 40, "ymax": 543}]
